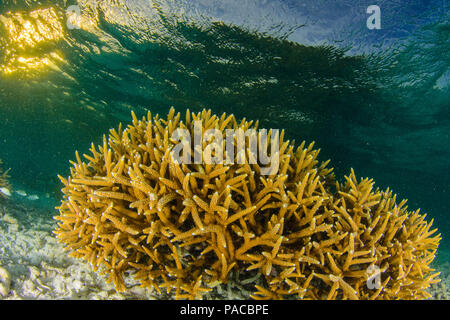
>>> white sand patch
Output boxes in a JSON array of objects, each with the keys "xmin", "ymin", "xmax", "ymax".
[{"xmin": 0, "ymin": 199, "xmax": 154, "ymax": 300}]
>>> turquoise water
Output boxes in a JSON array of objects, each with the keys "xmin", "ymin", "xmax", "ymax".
[{"xmin": 0, "ymin": 0, "xmax": 449, "ymax": 265}]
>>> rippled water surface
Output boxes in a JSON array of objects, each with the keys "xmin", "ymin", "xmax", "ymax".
[{"xmin": 0, "ymin": 0, "xmax": 449, "ymax": 260}]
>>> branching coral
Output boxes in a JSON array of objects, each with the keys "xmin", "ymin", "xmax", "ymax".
[
  {"xmin": 54, "ymin": 108, "xmax": 440, "ymax": 300},
  {"xmin": 254, "ymin": 169, "xmax": 440, "ymax": 299},
  {"xmin": 0, "ymin": 159, "xmax": 11, "ymax": 197}
]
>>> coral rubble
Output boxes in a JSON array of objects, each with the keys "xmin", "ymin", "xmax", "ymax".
[
  {"xmin": 54, "ymin": 108, "xmax": 440, "ymax": 299},
  {"xmin": 0, "ymin": 266, "xmax": 11, "ymax": 297}
]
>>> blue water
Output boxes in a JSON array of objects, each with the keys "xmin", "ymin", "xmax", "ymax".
[{"xmin": 0, "ymin": 0, "xmax": 449, "ymax": 263}]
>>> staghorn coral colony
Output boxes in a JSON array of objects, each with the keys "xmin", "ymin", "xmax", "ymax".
[{"xmin": 54, "ymin": 108, "xmax": 441, "ymax": 300}]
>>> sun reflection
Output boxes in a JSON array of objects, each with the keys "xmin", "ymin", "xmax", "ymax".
[{"xmin": 0, "ymin": 7, "xmax": 66, "ymax": 77}]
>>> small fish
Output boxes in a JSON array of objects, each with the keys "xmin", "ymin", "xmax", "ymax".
[
  {"xmin": 27, "ymin": 195, "xmax": 39, "ymax": 201},
  {"xmin": 0, "ymin": 187, "xmax": 11, "ymax": 197},
  {"xmin": 15, "ymin": 190, "xmax": 27, "ymax": 196}
]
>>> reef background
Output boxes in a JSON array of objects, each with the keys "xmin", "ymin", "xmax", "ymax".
[{"xmin": 0, "ymin": 0, "xmax": 449, "ymax": 269}]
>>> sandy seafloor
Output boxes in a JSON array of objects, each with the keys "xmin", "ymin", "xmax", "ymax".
[
  {"xmin": 0, "ymin": 197, "xmax": 448, "ymax": 300},
  {"xmin": 0, "ymin": 197, "xmax": 152, "ymax": 300}
]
